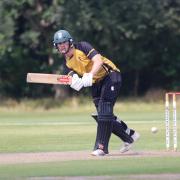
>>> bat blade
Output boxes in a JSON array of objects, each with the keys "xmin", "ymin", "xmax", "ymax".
[{"xmin": 26, "ymin": 73, "xmax": 71, "ymax": 85}]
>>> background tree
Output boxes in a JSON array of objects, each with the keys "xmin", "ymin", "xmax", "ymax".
[{"xmin": 0, "ymin": 0, "xmax": 179, "ymax": 98}]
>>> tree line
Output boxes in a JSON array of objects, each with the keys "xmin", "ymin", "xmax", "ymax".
[{"xmin": 0, "ymin": 0, "xmax": 179, "ymax": 99}]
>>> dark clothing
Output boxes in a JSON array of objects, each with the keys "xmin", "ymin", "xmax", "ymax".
[
  {"xmin": 92, "ymin": 71, "xmax": 122, "ymax": 105},
  {"xmin": 91, "ymin": 71, "xmax": 133, "ymax": 153}
]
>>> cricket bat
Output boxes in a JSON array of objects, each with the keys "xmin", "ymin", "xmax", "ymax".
[{"xmin": 26, "ymin": 73, "xmax": 72, "ymax": 85}]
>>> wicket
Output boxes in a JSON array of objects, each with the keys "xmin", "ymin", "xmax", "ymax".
[{"xmin": 165, "ymin": 92, "xmax": 180, "ymax": 151}]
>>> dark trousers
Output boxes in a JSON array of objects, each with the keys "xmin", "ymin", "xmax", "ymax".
[
  {"xmin": 91, "ymin": 72, "xmax": 133, "ymax": 153},
  {"xmin": 92, "ymin": 71, "xmax": 121, "ymax": 106},
  {"xmin": 91, "ymin": 71, "xmax": 121, "ymax": 153}
]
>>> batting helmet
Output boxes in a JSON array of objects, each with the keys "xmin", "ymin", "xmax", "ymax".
[{"xmin": 53, "ymin": 30, "xmax": 73, "ymax": 45}]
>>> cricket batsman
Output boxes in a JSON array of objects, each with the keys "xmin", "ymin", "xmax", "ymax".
[{"xmin": 53, "ymin": 29, "xmax": 140, "ymax": 156}]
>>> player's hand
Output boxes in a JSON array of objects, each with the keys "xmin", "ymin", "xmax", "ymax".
[
  {"xmin": 70, "ymin": 74, "xmax": 83, "ymax": 91},
  {"xmin": 82, "ymin": 73, "xmax": 93, "ymax": 87}
]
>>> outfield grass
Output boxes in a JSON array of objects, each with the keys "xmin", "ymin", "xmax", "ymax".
[
  {"xmin": 0, "ymin": 99, "xmax": 179, "ymax": 179},
  {"xmin": 0, "ymin": 157, "xmax": 180, "ymax": 179}
]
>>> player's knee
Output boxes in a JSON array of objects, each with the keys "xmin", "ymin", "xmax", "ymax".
[{"xmin": 98, "ymin": 101, "xmax": 114, "ymax": 121}]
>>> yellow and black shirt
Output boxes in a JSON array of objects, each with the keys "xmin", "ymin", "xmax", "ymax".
[{"xmin": 65, "ymin": 41, "xmax": 120, "ymax": 83}]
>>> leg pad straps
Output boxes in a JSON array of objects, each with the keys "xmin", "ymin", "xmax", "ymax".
[{"xmin": 98, "ymin": 101, "xmax": 113, "ymax": 121}]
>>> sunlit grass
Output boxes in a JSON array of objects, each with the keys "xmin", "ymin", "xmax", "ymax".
[{"xmin": 0, "ymin": 98, "xmax": 179, "ymax": 153}]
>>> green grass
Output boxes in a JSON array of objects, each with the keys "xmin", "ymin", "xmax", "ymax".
[
  {"xmin": 0, "ymin": 100, "xmax": 179, "ymax": 179},
  {"xmin": 0, "ymin": 157, "xmax": 180, "ymax": 179},
  {"xmin": 0, "ymin": 111, "xmax": 166, "ymax": 152}
]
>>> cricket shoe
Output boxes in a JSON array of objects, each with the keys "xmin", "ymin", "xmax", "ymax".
[
  {"xmin": 120, "ymin": 131, "xmax": 140, "ymax": 153},
  {"xmin": 91, "ymin": 149, "xmax": 106, "ymax": 156}
]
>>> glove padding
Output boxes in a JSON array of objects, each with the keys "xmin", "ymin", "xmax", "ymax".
[
  {"xmin": 82, "ymin": 73, "xmax": 93, "ymax": 87},
  {"xmin": 70, "ymin": 74, "xmax": 83, "ymax": 91}
]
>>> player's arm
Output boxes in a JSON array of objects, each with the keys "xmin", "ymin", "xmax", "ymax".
[
  {"xmin": 82, "ymin": 55, "xmax": 103, "ymax": 87},
  {"xmin": 77, "ymin": 42, "xmax": 103, "ymax": 87},
  {"xmin": 90, "ymin": 54, "xmax": 103, "ymax": 76}
]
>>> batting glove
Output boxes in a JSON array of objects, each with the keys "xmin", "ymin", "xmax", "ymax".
[
  {"xmin": 70, "ymin": 74, "xmax": 83, "ymax": 91},
  {"xmin": 82, "ymin": 73, "xmax": 93, "ymax": 87}
]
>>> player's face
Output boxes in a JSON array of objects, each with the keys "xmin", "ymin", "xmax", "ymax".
[{"xmin": 57, "ymin": 41, "xmax": 69, "ymax": 54}]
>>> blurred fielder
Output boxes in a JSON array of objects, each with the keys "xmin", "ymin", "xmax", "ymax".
[{"xmin": 53, "ymin": 29, "xmax": 140, "ymax": 156}]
